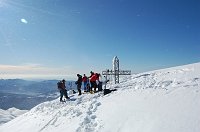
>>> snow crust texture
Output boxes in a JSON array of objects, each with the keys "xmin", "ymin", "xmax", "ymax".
[
  {"xmin": 0, "ymin": 108, "xmax": 28, "ymax": 125},
  {"xmin": 0, "ymin": 63, "xmax": 200, "ymax": 132}
]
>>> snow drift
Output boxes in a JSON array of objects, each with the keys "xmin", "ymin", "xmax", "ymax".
[
  {"xmin": 0, "ymin": 63, "xmax": 200, "ymax": 132},
  {"xmin": 0, "ymin": 108, "xmax": 28, "ymax": 125}
]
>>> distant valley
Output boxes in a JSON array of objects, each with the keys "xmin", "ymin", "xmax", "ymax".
[{"xmin": 0, "ymin": 79, "xmax": 77, "ymax": 110}]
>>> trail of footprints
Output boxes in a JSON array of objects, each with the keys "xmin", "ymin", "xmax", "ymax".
[{"xmin": 76, "ymin": 99, "xmax": 102, "ymax": 132}]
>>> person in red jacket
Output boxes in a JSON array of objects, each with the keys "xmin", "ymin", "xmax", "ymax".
[
  {"xmin": 90, "ymin": 73, "xmax": 97, "ymax": 92},
  {"xmin": 89, "ymin": 71, "xmax": 94, "ymax": 78},
  {"xmin": 82, "ymin": 74, "xmax": 88, "ymax": 92}
]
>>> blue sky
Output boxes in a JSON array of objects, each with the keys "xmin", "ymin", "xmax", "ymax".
[{"xmin": 0, "ymin": 0, "xmax": 199, "ymax": 80}]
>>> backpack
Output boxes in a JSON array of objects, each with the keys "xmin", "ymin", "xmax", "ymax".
[
  {"xmin": 57, "ymin": 81, "xmax": 62, "ymax": 89},
  {"xmin": 104, "ymin": 89, "xmax": 117, "ymax": 95}
]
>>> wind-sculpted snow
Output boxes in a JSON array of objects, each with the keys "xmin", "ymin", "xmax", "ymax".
[
  {"xmin": 119, "ymin": 65, "xmax": 199, "ymax": 91},
  {"xmin": 0, "ymin": 63, "xmax": 200, "ymax": 132},
  {"xmin": 0, "ymin": 108, "xmax": 28, "ymax": 125}
]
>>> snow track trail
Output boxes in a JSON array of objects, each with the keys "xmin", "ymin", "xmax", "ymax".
[
  {"xmin": 76, "ymin": 94, "xmax": 102, "ymax": 132},
  {"xmin": 0, "ymin": 63, "xmax": 200, "ymax": 132}
]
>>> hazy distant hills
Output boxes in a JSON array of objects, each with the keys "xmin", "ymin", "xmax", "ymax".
[
  {"xmin": 0, "ymin": 79, "xmax": 77, "ymax": 110},
  {"xmin": 0, "ymin": 79, "xmax": 57, "ymax": 95},
  {"xmin": 0, "ymin": 79, "xmax": 77, "ymax": 95},
  {"xmin": 0, "ymin": 92, "xmax": 58, "ymax": 110}
]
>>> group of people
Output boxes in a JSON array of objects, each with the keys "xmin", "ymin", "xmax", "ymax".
[{"xmin": 57, "ymin": 71, "xmax": 103, "ymax": 102}]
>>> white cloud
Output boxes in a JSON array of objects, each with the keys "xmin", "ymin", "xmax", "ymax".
[
  {"xmin": 0, "ymin": 64, "xmax": 76, "ymax": 80},
  {"xmin": 20, "ymin": 18, "xmax": 28, "ymax": 24}
]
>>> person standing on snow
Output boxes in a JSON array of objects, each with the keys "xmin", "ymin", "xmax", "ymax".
[
  {"xmin": 82, "ymin": 74, "xmax": 88, "ymax": 92},
  {"xmin": 57, "ymin": 79, "xmax": 69, "ymax": 102},
  {"xmin": 76, "ymin": 74, "xmax": 82, "ymax": 96},
  {"xmin": 89, "ymin": 71, "xmax": 94, "ymax": 78},
  {"xmin": 90, "ymin": 73, "xmax": 97, "ymax": 93},
  {"xmin": 96, "ymin": 73, "xmax": 103, "ymax": 91}
]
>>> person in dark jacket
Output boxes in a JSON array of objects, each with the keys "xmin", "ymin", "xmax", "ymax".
[
  {"xmin": 96, "ymin": 73, "xmax": 103, "ymax": 91},
  {"xmin": 76, "ymin": 74, "xmax": 82, "ymax": 95},
  {"xmin": 57, "ymin": 79, "xmax": 69, "ymax": 102}
]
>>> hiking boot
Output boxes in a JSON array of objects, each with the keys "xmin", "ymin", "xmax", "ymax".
[{"xmin": 60, "ymin": 100, "xmax": 65, "ymax": 102}]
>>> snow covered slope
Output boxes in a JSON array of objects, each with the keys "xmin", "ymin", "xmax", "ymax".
[
  {"xmin": 0, "ymin": 63, "xmax": 200, "ymax": 132},
  {"xmin": 0, "ymin": 108, "xmax": 28, "ymax": 125}
]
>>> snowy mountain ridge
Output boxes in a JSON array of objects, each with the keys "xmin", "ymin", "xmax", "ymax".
[{"xmin": 0, "ymin": 62, "xmax": 200, "ymax": 132}]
